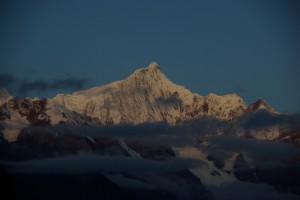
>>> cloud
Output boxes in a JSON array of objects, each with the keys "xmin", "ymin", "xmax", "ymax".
[
  {"xmin": 22, "ymin": 118, "xmax": 225, "ymax": 147},
  {"xmin": 17, "ymin": 116, "xmax": 235, "ymax": 151},
  {"xmin": 3, "ymin": 121, "xmax": 300, "ymax": 199},
  {"xmin": 0, "ymin": 73, "xmax": 15, "ymax": 87},
  {"xmin": 106, "ymin": 174, "xmax": 155, "ymax": 189},
  {"xmin": 0, "ymin": 73, "xmax": 90, "ymax": 96},
  {"xmin": 50, "ymin": 77, "xmax": 88, "ymax": 90},
  {"xmin": 1, "ymin": 153, "xmax": 210, "ymax": 199},
  {"xmin": 243, "ymin": 110, "xmax": 300, "ymax": 129},
  {"xmin": 18, "ymin": 80, "xmax": 49, "ymax": 94},
  {"xmin": 208, "ymin": 181, "xmax": 299, "ymax": 200},
  {"xmin": 2, "ymin": 153, "xmax": 203, "ymax": 174},
  {"xmin": 208, "ymin": 135, "xmax": 300, "ymax": 159},
  {"xmin": 20, "ymin": 122, "xmax": 195, "ymax": 148}
]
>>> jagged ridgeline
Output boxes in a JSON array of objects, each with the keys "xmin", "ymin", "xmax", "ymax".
[{"xmin": 0, "ymin": 62, "xmax": 278, "ymax": 141}]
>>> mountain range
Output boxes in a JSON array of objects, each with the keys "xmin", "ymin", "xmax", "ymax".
[
  {"xmin": 0, "ymin": 62, "xmax": 279, "ymax": 141},
  {"xmin": 0, "ymin": 62, "xmax": 300, "ymax": 200}
]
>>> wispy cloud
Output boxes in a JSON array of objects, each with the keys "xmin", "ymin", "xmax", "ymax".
[
  {"xmin": 18, "ymin": 80, "xmax": 49, "ymax": 94},
  {"xmin": 208, "ymin": 135, "xmax": 300, "ymax": 159},
  {"xmin": 2, "ymin": 153, "xmax": 203, "ymax": 174},
  {"xmin": 0, "ymin": 73, "xmax": 90, "ymax": 96},
  {"xmin": 0, "ymin": 73, "xmax": 15, "ymax": 88},
  {"xmin": 50, "ymin": 77, "xmax": 88, "ymax": 90}
]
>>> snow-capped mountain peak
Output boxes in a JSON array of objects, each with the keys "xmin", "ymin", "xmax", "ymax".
[
  {"xmin": 0, "ymin": 62, "xmax": 278, "ymax": 141},
  {"xmin": 127, "ymin": 61, "xmax": 169, "ymax": 86},
  {"xmin": 147, "ymin": 61, "xmax": 160, "ymax": 70},
  {"xmin": 50, "ymin": 62, "xmax": 258, "ymax": 124}
]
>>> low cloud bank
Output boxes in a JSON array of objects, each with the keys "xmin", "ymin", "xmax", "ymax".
[
  {"xmin": 0, "ymin": 73, "xmax": 90, "ymax": 96},
  {"xmin": 1, "ymin": 153, "xmax": 203, "ymax": 174},
  {"xmin": 209, "ymin": 135, "xmax": 300, "ymax": 158}
]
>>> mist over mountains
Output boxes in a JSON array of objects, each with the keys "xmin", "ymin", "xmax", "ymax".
[
  {"xmin": 0, "ymin": 62, "xmax": 299, "ymax": 200},
  {"xmin": 0, "ymin": 62, "xmax": 285, "ymax": 140}
]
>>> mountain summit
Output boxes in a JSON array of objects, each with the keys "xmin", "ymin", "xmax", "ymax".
[
  {"xmin": 53, "ymin": 62, "xmax": 197, "ymax": 124},
  {"xmin": 0, "ymin": 62, "xmax": 275, "ymax": 141},
  {"xmin": 51, "ymin": 62, "xmax": 271, "ymax": 124},
  {"xmin": 146, "ymin": 61, "xmax": 160, "ymax": 70}
]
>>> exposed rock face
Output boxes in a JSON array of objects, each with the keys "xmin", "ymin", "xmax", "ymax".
[
  {"xmin": 0, "ymin": 97, "xmax": 97, "ymax": 141},
  {"xmin": 245, "ymin": 98, "xmax": 275, "ymax": 114},
  {"xmin": 6, "ymin": 97, "xmax": 51, "ymax": 126}
]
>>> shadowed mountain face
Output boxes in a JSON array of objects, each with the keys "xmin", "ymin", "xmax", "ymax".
[{"xmin": 0, "ymin": 130, "xmax": 299, "ymax": 200}]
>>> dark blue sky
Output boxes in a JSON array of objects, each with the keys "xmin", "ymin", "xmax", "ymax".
[{"xmin": 0, "ymin": 0, "xmax": 299, "ymax": 112}]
